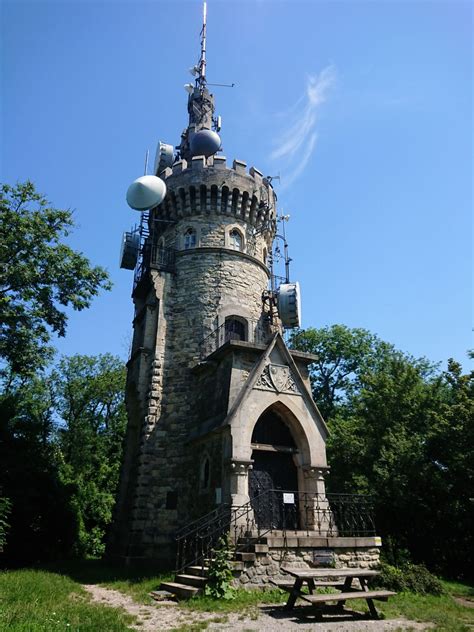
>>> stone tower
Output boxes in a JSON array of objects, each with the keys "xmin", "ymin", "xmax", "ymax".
[{"xmin": 110, "ymin": 3, "xmax": 332, "ymax": 569}]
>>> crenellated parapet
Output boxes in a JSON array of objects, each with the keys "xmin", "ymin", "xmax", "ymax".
[{"xmin": 153, "ymin": 156, "xmax": 277, "ymax": 235}]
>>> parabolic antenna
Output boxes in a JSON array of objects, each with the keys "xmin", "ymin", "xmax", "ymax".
[
  {"xmin": 154, "ymin": 141, "xmax": 174, "ymax": 175},
  {"xmin": 190, "ymin": 129, "xmax": 221, "ymax": 157},
  {"xmin": 119, "ymin": 231, "xmax": 140, "ymax": 270},
  {"xmin": 278, "ymin": 282, "xmax": 302, "ymax": 329},
  {"xmin": 126, "ymin": 175, "xmax": 167, "ymax": 211}
]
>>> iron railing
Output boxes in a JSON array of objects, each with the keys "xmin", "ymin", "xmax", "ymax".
[
  {"xmin": 134, "ymin": 245, "xmax": 176, "ymax": 288},
  {"xmin": 175, "ymin": 490, "xmax": 375, "ymax": 572},
  {"xmin": 150, "ymin": 244, "xmax": 176, "ymax": 271},
  {"xmin": 199, "ymin": 319, "xmax": 269, "ymax": 359}
]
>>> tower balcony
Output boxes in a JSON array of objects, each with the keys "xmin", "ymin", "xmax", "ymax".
[
  {"xmin": 199, "ymin": 319, "xmax": 270, "ymax": 360},
  {"xmin": 133, "ymin": 244, "xmax": 176, "ymax": 289}
]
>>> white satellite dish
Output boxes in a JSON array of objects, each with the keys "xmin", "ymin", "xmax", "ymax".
[
  {"xmin": 184, "ymin": 83, "xmax": 194, "ymax": 94},
  {"xmin": 126, "ymin": 175, "xmax": 166, "ymax": 211},
  {"xmin": 154, "ymin": 141, "xmax": 174, "ymax": 175},
  {"xmin": 119, "ymin": 231, "xmax": 140, "ymax": 270},
  {"xmin": 278, "ymin": 282, "xmax": 302, "ymax": 329}
]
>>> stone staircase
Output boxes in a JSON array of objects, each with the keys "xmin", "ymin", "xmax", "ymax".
[{"xmin": 157, "ymin": 538, "xmax": 267, "ymax": 600}]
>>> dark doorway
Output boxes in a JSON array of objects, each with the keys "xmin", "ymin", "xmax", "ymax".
[
  {"xmin": 249, "ymin": 451, "xmax": 299, "ymax": 529},
  {"xmin": 249, "ymin": 407, "xmax": 300, "ymax": 529}
]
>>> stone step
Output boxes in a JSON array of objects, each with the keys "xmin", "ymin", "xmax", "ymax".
[
  {"xmin": 186, "ymin": 565, "xmax": 210, "ymax": 577},
  {"xmin": 235, "ymin": 540, "xmax": 269, "ymax": 554},
  {"xmin": 175, "ymin": 573, "xmax": 208, "ymax": 588},
  {"xmin": 237, "ymin": 536, "xmax": 268, "ymax": 545},
  {"xmin": 230, "ymin": 560, "xmax": 244, "ymax": 571},
  {"xmin": 236, "ymin": 551, "xmax": 256, "ymax": 562},
  {"xmin": 159, "ymin": 581, "xmax": 200, "ymax": 600}
]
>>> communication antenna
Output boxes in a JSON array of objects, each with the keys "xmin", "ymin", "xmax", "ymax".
[
  {"xmin": 144, "ymin": 149, "xmax": 149, "ymax": 176},
  {"xmin": 200, "ymin": 1, "xmax": 207, "ymax": 84}
]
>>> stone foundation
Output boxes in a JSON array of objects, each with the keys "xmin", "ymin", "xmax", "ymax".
[{"xmin": 233, "ymin": 539, "xmax": 381, "ymax": 588}]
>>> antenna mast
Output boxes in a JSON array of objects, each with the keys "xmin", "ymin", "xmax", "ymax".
[{"xmin": 199, "ymin": 1, "xmax": 207, "ymax": 85}]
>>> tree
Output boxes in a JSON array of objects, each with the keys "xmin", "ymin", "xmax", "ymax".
[
  {"xmin": 0, "ymin": 181, "xmax": 111, "ymax": 377},
  {"xmin": 52, "ymin": 354, "xmax": 127, "ymax": 556},
  {"xmin": 289, "ymin": 325, "xmax": 396, "ymax": 419},
  {"xmin": 290, "ymin": 326, "xmax": 473, "ymax": 578},
  {"xmin": 0, "ymin": 377, "xmax": 77, "ymax": 562}
]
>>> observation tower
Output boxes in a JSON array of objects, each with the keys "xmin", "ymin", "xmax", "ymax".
[{"xmin": 110, "ymin": 3, "xmax": 379, "ymax": 586}]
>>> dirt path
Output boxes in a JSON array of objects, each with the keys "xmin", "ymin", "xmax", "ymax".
[
  {"xmin": 83, "ymin": 584, "xmax": 217, "ymax": 631},
  {"xmin": 83, "ymin": 584, "xmax": 433, "ymax": 632}
]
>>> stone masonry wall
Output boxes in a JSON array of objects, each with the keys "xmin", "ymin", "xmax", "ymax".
[{"xmin": 234, "ymin": 547, "xmax": 381, "ymax": 588}]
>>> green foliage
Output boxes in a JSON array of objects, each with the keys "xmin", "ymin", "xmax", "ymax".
[
  {"xmin": 204, "ymin": 536, "xmax": 236, "ymax": 600},
  {"xmin": 375, "ymin": 562, "xmax": 445, "ymax": 595},
  {"xmin": 0, "ymin": 378, "xmax": 77, "ymax": 561},
  {"xmin": 0, "ymin": 354, "xmax": 126, "ymax": 562},
  {"xmin": 0, "ymin": 493, "xmax": 11, "ymax": 551},
  {"xmin": 289, "ymin": 325, "xmax": 396, "ymax": 419},
  {"xmin": 53, "ymin": 354, "xmax": 127, "ymax": 557},
  {"xmin": 0, "ymin": 181, "xmax": 111, "ymax": 376},
  {"xmin": 290, "ymin": 325, "xmax": 474, "ymax": 579}
]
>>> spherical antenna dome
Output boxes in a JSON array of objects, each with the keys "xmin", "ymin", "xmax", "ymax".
[
  {"xmin": 190, "ymin": 129, "xmax": 221, "ymax": 158},
  {"xmin": 126, "ymin": 175, "xmax": 167, "ymax": 211}
]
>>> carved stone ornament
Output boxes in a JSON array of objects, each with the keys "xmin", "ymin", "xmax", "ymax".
[{"xmin": 255, "ymin": 363, "xmax": 299, "ymax": 394}]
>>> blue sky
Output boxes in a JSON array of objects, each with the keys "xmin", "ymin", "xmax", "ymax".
[{"xmin": 2, "ymin": 0, "xmax": 472, "ymax": 369}]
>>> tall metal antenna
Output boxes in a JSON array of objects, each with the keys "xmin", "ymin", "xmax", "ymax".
[{"xmin": 199, "ymin": 1, "xmax": 207, "ymax": 85}]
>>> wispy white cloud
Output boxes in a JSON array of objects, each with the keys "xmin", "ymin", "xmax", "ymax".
[{"xmin": 271, "ymin": 65, "xmax": 336, "ymax": 188}]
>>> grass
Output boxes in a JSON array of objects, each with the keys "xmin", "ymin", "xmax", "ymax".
[
  {"xmin": 1, "ymin": 560, "xmax": 473, "ymax": 632},
  {"xmin": 181, "ymin": 578, "xmax": 474, "ymax": 631},
  {"xmin": 43, "ymin": 558, "xmax": 174, "ymax": 604},
  {"xmin": 378, "ymin": 585, "xmax": 474, "ymax": 632},
  {"xmin": 180, "ymin": 587, "xmax": 286, "ymax": 613},
  {"xmin": 0, "ymin": 568, "xmax": 135, "ymax": 632}
]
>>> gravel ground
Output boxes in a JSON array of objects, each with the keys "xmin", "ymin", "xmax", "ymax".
[{"xmin": 83, "ymin": 584, "xmax": 433, "ymax": 632}]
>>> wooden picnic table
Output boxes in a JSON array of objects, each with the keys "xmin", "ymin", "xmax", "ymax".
[{"xmin": 271, "ymin": 567, "xmax": 396, "ymax": 619}]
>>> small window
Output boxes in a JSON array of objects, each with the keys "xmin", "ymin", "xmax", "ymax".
[
  {"xmin": 166, "ymin": 491, "xmax": 178, "ymax": 510},
  {"xmin": 229, "ymin": 228, "xmax": 243, "ymax": 251},
  {"xmin": 184, "ymin": 227, "xmax": 196, "ymax": 250},
  {"xmin": 263, "ymin": 247, "xmax": 267, "ymax": 264},
  {"xmin": 224, "ymin": 316, "xmax": 247, "ymax": 342}
]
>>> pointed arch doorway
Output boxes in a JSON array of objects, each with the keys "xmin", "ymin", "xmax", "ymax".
[{"xmin": 249, "ymin": 407, "xmax": 300, "ymax": 529}]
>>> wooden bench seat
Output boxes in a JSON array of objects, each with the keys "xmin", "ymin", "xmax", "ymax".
[{"xmin": 301, "ymin": 589, "xmax": 396, "ymax": 605}]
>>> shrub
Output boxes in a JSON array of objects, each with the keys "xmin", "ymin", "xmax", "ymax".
[
  {"xmin": 375, "ymin": 561, "xmax": 445, "ymax": 595},
  {"xmin": 204, "ymin": 536, "xmax": 236, "ymax": 600},
  {"xmin": 0, "ymin": 493, "xmax": 11, "ymax": 551}
]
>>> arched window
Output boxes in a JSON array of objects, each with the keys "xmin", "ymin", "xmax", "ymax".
[
  {"xmin": 200, "ymin": 456, "xmax": 210, "ymax": 490},
  {"xmin": 229, "ymin": 228, "xmax": 243, "ymax": 251},
  {"xmin": 184, "ymin": 227, "xmax": 196, "ymax": 250},
  {"xmin": 224, "ymin": 316, "xmax": 247, "ymax": 342},
  {"xmin": 263, "ymin": 247, "xmax": 267, "ymax": 265}
]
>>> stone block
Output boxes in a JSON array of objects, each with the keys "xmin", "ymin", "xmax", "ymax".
[{"xmin": 232, "ymin": 159, "xmax": 247, "ymax": 174}]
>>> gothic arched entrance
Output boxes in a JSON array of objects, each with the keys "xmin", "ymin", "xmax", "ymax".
[{"xmin": 249, "ymin": 407, "xmax": 300, "ymax": 529}]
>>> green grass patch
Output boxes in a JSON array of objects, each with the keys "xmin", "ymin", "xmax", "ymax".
[
  {"xmin": 180, "ymin": 587, "xmax": 286, "ymax": 613},
  {"xmin": 0, "ymin": 568, "xmax": 135, "ymax": 632},
  {"xmin": 326, "ymin": 579, "xmax": 474, "ymax": 632},
  {"xmin": 43, "ymin": 558, "xmax": 173, "ymax": 604}
]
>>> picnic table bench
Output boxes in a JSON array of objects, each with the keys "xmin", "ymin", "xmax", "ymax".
[{"xmin": 270, "ymin": 567, "xmax": 396, "ymax": 619}]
